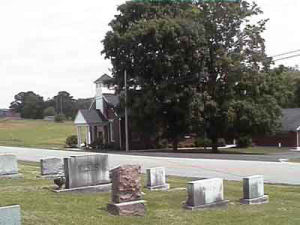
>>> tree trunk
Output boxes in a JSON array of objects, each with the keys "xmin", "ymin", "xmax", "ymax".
[
  {"xmin": 172, "ymin": 138, "xmax": 178, "ymax": 151},
  {"xmin": 211, "ymin": 137, "xmax": 219, "ymax": 153}
]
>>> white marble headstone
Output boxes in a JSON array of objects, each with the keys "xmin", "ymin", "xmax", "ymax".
[
  {"xmin": 0, "ymin": 154, "xmax": 18, "ymax": 176},
  {"xmin": 243, "ymin": 175, "xmax": 264, "ymax": 199},
  {"xmin": 40, "ymin": 158, "xmax": 64, "ymax": 176},
  {"xmin": 0, "ymin": 205, "xmax": 21, "ymax": 225},
  {"xmin": 146, "ymin": 167, "xmax": 166, "ymax": 187},
  {"xmin": 64, "ymin": 155, "xmax": 110, "ymax": 189},
  {"xmin": 186, "ymin": 178, "xmax": 224, "ymax": 207}
]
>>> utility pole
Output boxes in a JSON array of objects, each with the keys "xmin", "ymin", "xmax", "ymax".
[
  {"xmin": 124, "ymin": 70, "xmax": 129, "ymax": 152},
  {"xmin": 60, "ymin": 95, "xmax": 63, "ymax": 114}
]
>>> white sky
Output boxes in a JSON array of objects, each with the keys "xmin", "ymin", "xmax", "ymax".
[{"xmin": 0, "ymin": 0, "xmax": 299, "ymax": 108}]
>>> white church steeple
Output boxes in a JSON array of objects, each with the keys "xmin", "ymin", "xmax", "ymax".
[{"xmin": 94, "ymin": 74, "xmax": 113, "ymax": 114}]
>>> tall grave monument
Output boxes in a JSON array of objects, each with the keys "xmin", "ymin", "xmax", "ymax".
[{"xmin": 107, "ymin": 165, "xmax": 146, "ymax": 216}]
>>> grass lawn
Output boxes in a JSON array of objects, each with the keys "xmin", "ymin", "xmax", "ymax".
[
  {"xmin": 220, "ymin": 147, "xmax": 290, "ymax": 155},
  {"xmin": 289, "ymin": 158, "xmax": 300, "ymax": 163},
  {"xmin": 166, "ymin": 147, "xmax": 291, "ymax": 155},
  {"xmin": 0, "ymin": 119, "xmax": 76, "ymax": 149},
  {"xmin": 1, "ymin": 162, "xmax": 300, "ymax": 225}
]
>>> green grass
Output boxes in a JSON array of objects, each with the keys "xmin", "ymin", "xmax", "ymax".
[
  {"xmin": 289, "ymin": 158, "xmax": 300, "ymax": 163},
  {"xmin": 168, "ymin": 147, "xmax": 290, "ymax": 155},
  {"xmin": 0, "ymin": 119, "xmax": 76, "ymax": 149},
  {"xmin": 220, "ymin": 147, "xmax": 290, "ymax": 155},
  {"xmin": 1, "ymin": 162, "xmax": 300, "ymax": 225}
]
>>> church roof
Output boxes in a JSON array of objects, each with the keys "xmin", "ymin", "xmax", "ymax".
[
  {"xmin": 281, "ymin": 108, "xmax": 300, "ymax": 131},
  {"xmin": 75, "ymin": 109, "xmax": 107, "ymax": 125},
  {"xmin": 94, "ymin": 74, "xmax": 112, "ymax": 84},
  {"xmin": 103, "ymin": 94, "xmax": 120, "ymax": 107}
]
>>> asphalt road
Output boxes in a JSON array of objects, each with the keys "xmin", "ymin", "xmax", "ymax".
[
  {"xmin": 107, "ymin": 150, "xmax": 300, "ymax": 162},
  {"xmin": 1, "ymin": 146, "xmax": 300, "ymax": 185}
]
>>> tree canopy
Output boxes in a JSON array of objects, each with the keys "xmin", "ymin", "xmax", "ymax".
[
  {"xmin": 102, "ymin": 1, "xmax": 290, "ymax": 151},
  {"xmin": 10, "ymin": 91, "xmax": 45, "ymax": 119}
]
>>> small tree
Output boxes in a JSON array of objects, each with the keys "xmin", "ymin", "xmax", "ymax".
[{"xmin": 43, "ymin": 106, "xmax": 56, "ymax": 117}]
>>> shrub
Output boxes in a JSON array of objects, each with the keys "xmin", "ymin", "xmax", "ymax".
[
  {"xmin": 90, "ymin": 137, "xmax": 103, "ymax": 149},
  {"xmin": 55, "ymin": 114, "xmax": 66, "ymax": 123},
  {"xmin": 66, "ymin": 135, "xmax": 78, "ymax": 148},
  {"xmin": 237, "ymin": 136, "xmax": 252, "ymax": 148},
  {"xmin": 194, "ymin": 137, "xmax": 212, "ymax": 147},
  {"xmin": 217, "ymin": 138, "xmax": 226, "ymax": 147},
  {"xmin": 158, "ymin": 139, "xmax": 168, "ymax": 149}
]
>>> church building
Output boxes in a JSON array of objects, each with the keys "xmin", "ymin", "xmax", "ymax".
[{"xmin": 74, "ymin": 75, "xmax": 156, "ymax": 150}]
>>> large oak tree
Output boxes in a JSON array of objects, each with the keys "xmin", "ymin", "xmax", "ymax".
[{"xmin": 102, "ymin": 1, "xmax": 289, "ymax": 151}]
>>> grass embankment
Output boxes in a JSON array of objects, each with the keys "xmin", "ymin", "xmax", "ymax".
[
  {"xmin": 0, "ymin": 162, "xmax": 300, "ymax": 225},
  {"xmin": 164, "ymin": 147, "xmax": 290, "ymax": 155},
  {"xmin": 221, "ymin": 147, "xmax": 290, "ymax": 155},
  {"xmin": 0, "ymin": 119, "xmax": 76, "ymax": 149}
]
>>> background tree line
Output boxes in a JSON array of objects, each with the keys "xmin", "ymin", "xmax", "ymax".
[{"xmin": 9, "ymin": 91, "xmax": 92, "ymax": 120}]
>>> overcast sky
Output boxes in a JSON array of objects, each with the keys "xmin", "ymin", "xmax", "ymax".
[{"xmin": 0, "ymin": 0, "xmax": 299, "ymax": 108}]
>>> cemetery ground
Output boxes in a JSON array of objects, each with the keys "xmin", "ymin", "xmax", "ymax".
[{"xmin": 1, "ymin": 161, "xmax": 300, "ymax": 225}]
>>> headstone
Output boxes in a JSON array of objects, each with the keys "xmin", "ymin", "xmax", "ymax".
[
  {"xmin": 0, "ymin": 154, "xmax": 18, "ymax": 178},
  {"xmin": 64, "ymin": 155, "xmax": 110, "ymax": 189},
  {"xmin": 146, "ymin": 167, "xmax": 169, "ymax": 190},
  {"xmin": 241, "ymin": 175, "xmax": 269, "ymax": 205},
  {"xmin": 184, "ymin": 178, "xmax": 229, "ymax": 210},
  {"xmin": 40, "ymin": 158, "xmax": 64, "ymax": 176},
  {"xmin": 107, "ymin": 165, "xmax": 146, "ymax": 216},
  {"xmin": 0, "ymin": 205, "xmax": 21, "ymax": 225}
]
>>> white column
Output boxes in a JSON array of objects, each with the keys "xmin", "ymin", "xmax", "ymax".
[
  {"xmin": 119, "ymin": 118, "xmax": 122, "ymax": 150},
  {"xmin": 86, "ymin": 126, "xmax": 91, "ymax": 145},
  {"xmin": 77, "ymin": 126, "xmax": 82, "ymax": 148},
  {"xmin": 297, "ymin": 131, "xmax": 299, "ymax": 150}
]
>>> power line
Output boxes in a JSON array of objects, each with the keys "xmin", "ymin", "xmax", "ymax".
[
  {"xmin": 271, "ymin": 49, "xmax": 300, "ymax": 58},
  {"xmin": 273, "ymin": 53, "xmax": 300, "ymax": 62}
]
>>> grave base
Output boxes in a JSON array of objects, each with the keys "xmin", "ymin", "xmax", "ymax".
[
  {"xmin": 146, "ymin": 183, "xmax": 170, "ymax": 191},
  {"xmin": 0, "ymin": 173, "xmax": 23, "ymax": 179},
  {"xmin": 53, "ymin": 183, "xmax": 111, "ymax": 193},
  {"xmin": 107, "ymin": 200, "xmax": 146, "ymax": 216},
  {"xmin": 37, "ymin": 174, "xmax": 64, "ymax": 180},
  {"xmin": 240, "ymin": 195, "xmax": 269, "ymax": 205},
  {"xmin": 183, "ymin": 200, "xmax": 229, "ymax": 210}
]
